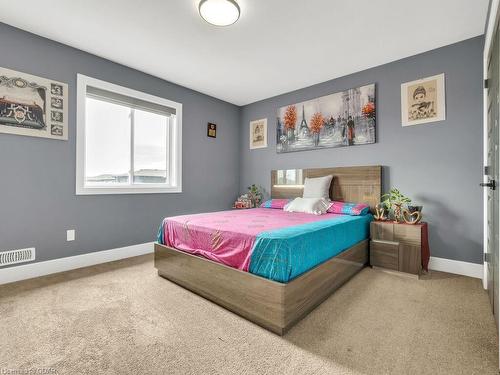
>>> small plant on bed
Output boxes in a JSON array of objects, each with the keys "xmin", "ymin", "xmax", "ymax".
[
  {"xmin": 381, "ymin": 188, "xmax": 411, "ymax": 223},
  {"xmin": 247, "ymin": 184, "xmax": 264, "ymax": 208}
]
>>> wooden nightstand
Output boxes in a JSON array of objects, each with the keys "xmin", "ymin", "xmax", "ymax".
[{"xmin": 370, "ymin": 221, "xmax": 430, "ymax": 277}]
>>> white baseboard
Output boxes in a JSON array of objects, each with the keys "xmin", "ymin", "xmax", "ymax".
[
  {"xmin": 0, "ymin": 242, "xmax": 154, "ymax": 285},
  {"xmin": 429, "ymin": 256, "xmax": 483, "ymax": 279},
  {"xmin": 0, "ymin": 246, "xmax": 483, "ymax": 285}
]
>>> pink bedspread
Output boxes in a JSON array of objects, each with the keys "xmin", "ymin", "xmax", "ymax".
[{"xmin": 161, "ymin": 208, "xmax": 338, "ymax": 271}]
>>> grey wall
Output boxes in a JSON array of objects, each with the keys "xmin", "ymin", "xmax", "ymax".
[
  {"xmin": 0, "ymin": 22, "xmax": 485, "ymax": 268},
  {"xmin": 0, "ymin": 23, "xmax": 241, "ymax": 267},
  {"xmin": 240, "ymin": 36, "xmax": 484, "ymax": 264}
]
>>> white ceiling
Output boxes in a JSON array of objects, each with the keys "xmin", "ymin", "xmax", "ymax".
[{"xmin": 0, "ymin": 0, "xmax": 489, "ymax": 106}]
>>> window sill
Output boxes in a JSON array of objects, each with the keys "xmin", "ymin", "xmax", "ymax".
[{"xmin": 76, "ymin": 186, "xmax": 182, "ymax": 195}]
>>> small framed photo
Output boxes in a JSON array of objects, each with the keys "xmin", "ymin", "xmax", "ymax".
[
  {"xmin": 401, "ymin": 73, "xmax": 445, "ymax": 127},
  {"xmin": 249, "ymin": 118, "xmax": 267, "ymax": 149},
  {"xmin": 207, "ymin": 122, "xmax": 217, "ymax": 138}
]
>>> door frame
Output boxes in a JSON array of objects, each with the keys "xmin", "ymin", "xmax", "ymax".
[
  {"xmin": 484, "ymin": 0, "xmax": 500, "ymax": 369},
  {"xmin": 484, "ymin": 0, "xmax": 500, "ymax": 290}
]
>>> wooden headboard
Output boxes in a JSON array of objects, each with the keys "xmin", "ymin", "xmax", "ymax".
[{"xmin": 271, "ymin": 165, "xmax": 382, "ymax": 210}]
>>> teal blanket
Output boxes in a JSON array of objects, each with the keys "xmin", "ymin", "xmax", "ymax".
[{"xmin": 249, "ymin": 214, "xmax": 372, "ymax": 283}]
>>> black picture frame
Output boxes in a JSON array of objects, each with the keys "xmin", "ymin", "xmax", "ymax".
[{"xmin": 207, "ymin": 122, "xmax": 217, "ymax": 138}]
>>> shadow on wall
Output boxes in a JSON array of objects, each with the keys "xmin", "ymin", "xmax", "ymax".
[{"xmin": 415, "ymin": 194, "xmax": 482, "ymax": 263}]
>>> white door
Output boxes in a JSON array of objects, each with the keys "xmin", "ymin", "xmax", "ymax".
[{"xmin": 485, "ymin": 23, "xmax": 499, "ymax": 327}]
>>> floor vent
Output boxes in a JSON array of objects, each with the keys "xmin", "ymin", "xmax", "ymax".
[{"xmin": 0, "ymin": 248, "xmax": 35, "ymax": 266}]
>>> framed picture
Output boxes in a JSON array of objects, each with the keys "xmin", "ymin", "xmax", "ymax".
[
  {"xmin": 249, "ymin": 118, "xmax": 267, "ymax": 149},
  {"xmin": 276, "ymin": 84, "xmax": 376, "ymax": 153},
  {"xmin": 207, "ymin": 122, "xmax": 217, "ymax": 138},
  {"xmin": 401, "ymin": 73, "xmax": 445, "ymax": 127},
  {"xmin": 0, "ymin": 67, "xmax": 68, "ymax": 140}
]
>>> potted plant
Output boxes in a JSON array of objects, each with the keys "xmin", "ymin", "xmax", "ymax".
[
  {"xmin": 381, "ymin": 188, "xmax": 411, "ymax": 223},
  {"xmin": 310, "ymin": 112, "xmax": 324, "ymax": 146},
  {"xmin": 283, "ymin": 105, "xmax": 297, "ymax": 142},
  {"xmin": 247, "ymin": 184, "xmax": 263, "ymax": 208}
]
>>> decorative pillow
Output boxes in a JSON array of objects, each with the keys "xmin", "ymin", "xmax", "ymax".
[
  {"xmin": 284, "ymin": 197, "xmax": 330, "ymax": 215},
  {"xmin": 327, "ymin": 201, "xmax": 370, "ymax": 216},
  {"xmin": 302, "ymin": 175, "xmax": 333, "ymax": 199},
  {"xmin": 260, "ymin": 199, "xmax": 291, "ymax": 209}
]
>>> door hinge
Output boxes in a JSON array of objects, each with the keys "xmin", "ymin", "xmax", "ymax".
[
  {"xmin": 485, "ymin": 79, "xmax": 489, "ymax": 89},
  {"xmin": 485, "ymin": 253, "xmax": 491, "ymax": 263}
]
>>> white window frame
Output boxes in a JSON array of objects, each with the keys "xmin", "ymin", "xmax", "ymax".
[{"xmin": 76, "ymin": 74, "xmax": 182, "ymax": 195}]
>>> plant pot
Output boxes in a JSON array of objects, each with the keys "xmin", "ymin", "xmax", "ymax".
[
  {"xmin": 392, "ymin": 203, "xmax": 402, "ymax": 223},
  {"xmin": 287, "ymin": 128, "xmax": 295, "ymax": 142},
  {"xmin": 403, "ymin": 205, "xmax": 423, "ymax": 224}
]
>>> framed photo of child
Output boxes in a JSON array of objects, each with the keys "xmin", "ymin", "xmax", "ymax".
[
  {"xmin": 401, "ymin": 73, "xmax": 445, "ymax": 127},
  {"xmin": 249, "ymin": 118, "xmax": 267, "ymax": 149}
]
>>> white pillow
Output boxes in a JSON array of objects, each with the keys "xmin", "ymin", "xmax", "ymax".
[
  {"xmin": 302, "ymin": 175, "xmax": 333, "ymax": 199},
  {"xmin": 284, "ymin": 197, "xmax": 330, "ymax": 215}
]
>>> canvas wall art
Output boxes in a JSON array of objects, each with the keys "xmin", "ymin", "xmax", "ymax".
[
  {"xmin": 276, "ymin": 84, "xmax": 375, "ymax": 153},
  {"xmin": 249, "ymin": 118, "xmax": 267, "ymax": 149},
  {"xmin": 401, "ymin": 73, "xmax": 445, "ymax": 126},
  {"xmin": 0, "ymin": 67, "xmax": 68, "ymax": 140}
]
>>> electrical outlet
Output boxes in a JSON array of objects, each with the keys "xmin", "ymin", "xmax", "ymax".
[{"xmin": 67, "ymin": 229, "xmax": 76, "ymax": 241}]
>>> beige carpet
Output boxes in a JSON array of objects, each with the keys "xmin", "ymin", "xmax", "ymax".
[{"xmin": 0, "ymin": 254, "xmax": 497, "ymax": 375}]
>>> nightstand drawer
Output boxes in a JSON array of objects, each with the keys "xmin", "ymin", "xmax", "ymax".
[
  {"xmin": 370, "ymin": 222, "xmax": 394, "ymax": 241},
  {"xmin": 399, "ymin": 244, "xmax": 421, "ymax": 275},
  {"xmin": 394, "ymin": 225, "xmax": 421, "ymax": 246},
  {"xmin": 370, "ymin": 240, "xmax": 399, "ymax": 270}
]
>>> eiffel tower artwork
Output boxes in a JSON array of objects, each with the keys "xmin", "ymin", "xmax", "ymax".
[
  {"xmin": 298, "ymin": 105, "xmax": 309, "ymax": 138},
  {"xmin": 276, "ymin": 83, "xmax": 376, "ymax": 153}
]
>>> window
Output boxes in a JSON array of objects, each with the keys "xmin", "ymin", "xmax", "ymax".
[
  {"xmin": 76, "ymin": 75, "xmax": 182, "ymax": 194},
  {"xmin": 275, "ymin": 169, "xmax": 304, "ymax": 186}
]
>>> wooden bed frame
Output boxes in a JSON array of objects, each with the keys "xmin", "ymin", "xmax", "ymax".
[{"xmin": 155, "ymin": 165, "xmax": 382, "ymax": 335}]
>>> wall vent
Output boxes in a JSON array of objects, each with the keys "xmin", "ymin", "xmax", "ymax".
[{"xmin": 0, "ymin": 248, "xmax": 35, "ymax": 267}]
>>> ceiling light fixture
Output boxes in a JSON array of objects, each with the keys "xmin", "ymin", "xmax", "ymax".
[{"xmin": 199, "ymin": 0, "xmax": 240, "ymax": 27}]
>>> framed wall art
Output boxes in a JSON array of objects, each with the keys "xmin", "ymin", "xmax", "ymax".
[
  {"xmin": 249, "ymin": 118, "xmax": 267, "ymax": 149},
  {"xmin": 207, "ymin": 122, "xmax": 217, "ymax": 138},
  {"xmin": 276, "ymin": 84, "xmax": 375, "ymax": 153},
  {"xmin": 0, "ymin": 67, "xmax": 68, "ymax": 140},
  {"xmin": 401, "ymin": 73, "xmax": 445, "ymax": 127}
]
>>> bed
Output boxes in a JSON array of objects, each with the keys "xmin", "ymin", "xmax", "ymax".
[{"xmin": 155, "ymin": 165, "xmax": 382, "ymax": 335}]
